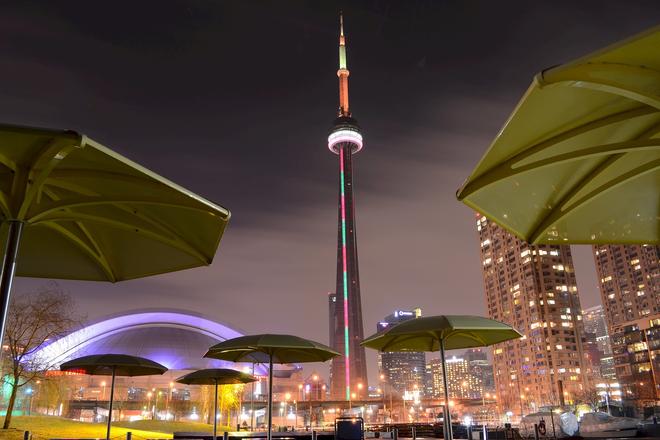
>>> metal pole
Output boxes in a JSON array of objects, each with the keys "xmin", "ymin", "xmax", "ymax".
[
  {"xmin": 106, "ymin": 367, "xmax": 116, "ymax": 440},
  {"xmin": 267, "ymin": 355, "xmax": 274, "ymax": 440},
  {"xmin": 440, "ymin": 338, "xmax": 453, "ymax": 440},
  {"xmin": 0, "ymin": 221, "xmax": 24, "ymax": 351},
  {"xmin": 605, "ymin": 391, "xmax": 611, "ymax": 415},
  {"xmin": 251, "ymin": 363, "xmax": 255, "ymax": 431},
  {"xmin": 214, "ymin": 380, "xmax": 219, "ymax": 440}
]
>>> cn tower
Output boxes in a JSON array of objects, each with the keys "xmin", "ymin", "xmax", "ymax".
[{"xmin": 328, "ymin": 13, "xmax": 368, "ymax": 401}]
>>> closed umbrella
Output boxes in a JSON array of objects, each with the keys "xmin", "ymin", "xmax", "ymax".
[
  {"xmin": 176, "ymin": 368, "xmax": 257, "ymax": 440},
  {"xmin": 362, "ymin": 315, "xmax": 522, "ymax": 440},
  {"xmin": 204, "ymin": 334, "xmax": 340, "ymax": 440},
  {"xmin": 457, "ymin": 26, "xmax": 660, "ymax": 245},
  {"xmin": 60, "ymin": 354, "xmax": 167, "ymax": 440},
  {"xmin": 0, "ymin": 123, "xmax": 230, "ymax": 347}
]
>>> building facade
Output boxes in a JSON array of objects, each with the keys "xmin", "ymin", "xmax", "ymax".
[
  {"xmin": 377, "ymin": 309, "xmax": 426, "ymax": 397},
  {"xmin": 593, "ymin": 244, "xmax": 660, "ymax": 409},
  {"xmin": 327, "ymin": 14, "xmax": 368, "ymax": 400},
  {"xmin": 583, "ymin": 305, "xmax": 613, "ymax": 356},
  {"xmin": 477, "ymin": 216, "xmax": 588, "ymax": 415}
]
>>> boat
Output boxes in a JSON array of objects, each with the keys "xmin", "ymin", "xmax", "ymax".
[
  {"xmin": 579, "ymin": 412, "xmax": 638, "ymax": 438},
  {"xmin": 520, "ymin": 411, "xmax": 578, "ymax": 438}
]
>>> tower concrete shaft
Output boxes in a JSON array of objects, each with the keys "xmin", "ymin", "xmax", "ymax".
[{"xmin": 327, "ymin": 13, "xmax": 368, "ymax": 401}]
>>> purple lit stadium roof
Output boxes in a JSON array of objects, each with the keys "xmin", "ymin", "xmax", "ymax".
[{"xmin": 33, "ymin": 310, "xmax": 269, "ymax": 373}]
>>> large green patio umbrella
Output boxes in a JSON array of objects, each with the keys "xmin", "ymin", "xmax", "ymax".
[
  {"xmin": 176, "ymin": 368, "xmax": 257, "ymax": 440},
  {"xmin": 457, "ymin": 26, "xmax": 660, "ymax": 245},
  {"xmin": 60, "ymin": 354, "xmax": 167, "ymax": 440},
  {"xmin": 204, "ymin": 334, "xmax": 340, "ymax": 440},
  {"xmin": 0, "ymin": 123, "xmax": 230, "ymax": 347},
  {"xmin": 362, "ymin": 315, "xmax": 522, "ymax": 440}
]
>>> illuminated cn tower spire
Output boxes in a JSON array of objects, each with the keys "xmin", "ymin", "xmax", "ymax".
[{"xmin": 328, "ymin": 12, "xmax": 368, "ymax": 401}]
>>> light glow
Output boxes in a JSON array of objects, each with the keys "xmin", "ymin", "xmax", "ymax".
[
  {"xmin": 340, "ymin": 147, "xmax": 351, "ymax": 400},
  {"xmin": 328, "ymin": 130, "xmax": 363, "ymax": 153}
]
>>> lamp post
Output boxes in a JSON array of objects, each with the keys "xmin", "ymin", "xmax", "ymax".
[
  {"xmin": 147, "ymin": 391, "xmax": 153, "ymax": 419},
  {"xmin": 357, "ymin": 382, "xmax": 363, "ymax": 401},
  {"xmin": 167, "ymin": 382, "xmax": 174, "ymax": 420},
  {"xmin": 156, "ymin": 391, "xmax": 163, "ymax": 420},
  {"xmin": 24, "ymin": 387, "xmax": 33, "ymax": 415},
  {"xmin": 285, "ymin": 393, "xmax": 291, "ymax": 429},
  {"xmin": 306, "ymin": 383, "xmax": 312, "ymax": 428},
  {"xmin": 312, "ymin": 375, "xmax": 319, "ymax": 400}
]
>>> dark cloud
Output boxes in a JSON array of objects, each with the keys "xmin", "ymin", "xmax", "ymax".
[{"xmin": 4, "ymin": 0, "xmax": 660, "ymax": 382}]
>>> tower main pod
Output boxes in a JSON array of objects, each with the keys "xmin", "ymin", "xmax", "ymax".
[{"xmin": 328, "ymin": 13, "xmax": 369, "ymax": 401}]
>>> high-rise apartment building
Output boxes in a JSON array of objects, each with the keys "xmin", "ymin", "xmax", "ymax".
[
  {"xmin": 378, "ymin": 309, "xmax": 426, "ymax": 396},
  {"xmin": 477, "ymin": 215, "xmax": 588, "ymax": 415},
  {"xmin": 583, "ymin": 305, "xmax": 612, "ymax": 356},
  {"xmin": 427, "ymin": 355, "xmax": 486, "ymax": 399},
  {"xmin": 593, "ymin": 244, "xmax": 660, "ymax": 408},
  {"xmin": 582, "ymin": 305, "xmax": 616, "ymax": 380}
]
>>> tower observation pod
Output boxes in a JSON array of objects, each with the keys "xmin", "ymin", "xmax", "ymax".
[{"xmin": 327, "ymin": 12, "xmax": 368, "ymax": 402}]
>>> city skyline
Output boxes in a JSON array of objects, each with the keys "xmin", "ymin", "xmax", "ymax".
[{"xmin": 2, "ymin": 2, "xmax": 660, "ymax": 387}]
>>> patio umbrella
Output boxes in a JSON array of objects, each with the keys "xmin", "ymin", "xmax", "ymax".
[
  {"xmin": 60, "ymin": 353, "xmax": 167, "ymax": 440},
  {"xmin": 456, "ymin": 26, "xmax": 660, "ymax": 245},
  {"xmin": 176, "ymin": 368, "xmax": 257, "ymax": 440},
  {"xmin": 0, "ymin": 123, "xmax": 230, "ymax": 347},
  {"xmin": 204, "ymin": 334, "xmax": 340, "ymax": 440},
  {"xmin": 362, "ymin": 315, "xmax": 522, "ymax": 440}
]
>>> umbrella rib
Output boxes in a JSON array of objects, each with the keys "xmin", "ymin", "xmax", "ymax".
[
  {"xmin": 527, "ymin": 154, "xmax": 624, "ymax": 243},
  {"xmin": 114, "ymin": 202, "xmax": 211, "ymax": 262},
  {"xmin": 528, "ymin": 157, "xmax": 660, "ymax": 243},
  {"xmin": 17, "ymin": 138, "xmax": 82, "ymax": 220},
  {"xmin": 29, "ymin": 198, "xmax": 223, "ymax": 223},
  {"xmin": 457, "ymin": 106, "xmax": 656, "ymax": 198},
  {"xmin": 540, "ymin": 62, "xmax": 660, "ymax": 109},
  {"xmin": 0, "ymin": 190, "xmax": 12, "ymax": 219},
  {"xmin": 33, "ymin": 212, "xmax": 210, "ymax": 264},
  {"xmin": 39, "ymin": 221, "xmax": 117, "ymax": 281},
  {"xmin": 41, "ymin": 186, "xmax": 117, "ymax": 282}
]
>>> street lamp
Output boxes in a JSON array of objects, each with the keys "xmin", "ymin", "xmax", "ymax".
[
  {"xmin": 357, "ymin": 383, "xmax": 363, "ymax": 400},
  {"xmin": 312, "ymin": 375, "xmax": 319, "ymax": 400}
]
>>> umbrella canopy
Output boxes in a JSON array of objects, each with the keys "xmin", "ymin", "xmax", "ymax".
[
  {"xmin": 456, "ymin": 26, "xmax": 660, "ymax": 245},
  {"xmin": 204, "ymin": 334, "xmax": 340, "ymax": 363},
  {"xmin": 0, "ymin": 123, "xmax": 230, "ymax": 347},
  {"xmin": 175, "ymin": 368, "xmax": 257, "ymax": 386},
  {"xmin": 362, "ymin": 316, "xmax": 521, "ymax": 440},
  {"xmin": 60, "ymin": 353, "xmax": 168, "ymax": 376},
  {"xmin": 177, "ymin": 368, "xmax": 257, "ymax": 440},
  {"xmin": 61, "ymin": 354, "xmax": 166, "ymax": 440},
  {"xmin": 205, "ymin": 334, "xmax": 339, "ymax": 440},
  {"xmin": 361, "ymin": 315, "xmax": 523, "ymax": 352}
]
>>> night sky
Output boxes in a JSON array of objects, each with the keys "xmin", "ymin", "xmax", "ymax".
[{"xmin": 3, "ymin": 1, "xmax": 660, "ymax": 384}]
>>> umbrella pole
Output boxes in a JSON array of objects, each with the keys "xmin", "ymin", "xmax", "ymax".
[
  {"xmin": 0, "ymin": 221, "xmax": 23, "ymax": 352},
  {"xmin": 213, "ymin": 379, "xmax": 218, "ymax": 440},
  {"xmin": 250, "ymin": 363, "xmax": 255, "ymax": 431},
  {"xmin": 440, "ymin": 339, "xmax": 453, "ymax": 440},
  {"xmin": 267, "ymin": 355, "xmax": 274, "ymax": 440},
  {"xmin": 106, "ymin": 366, "xmax": 116, "ymax": 440}
]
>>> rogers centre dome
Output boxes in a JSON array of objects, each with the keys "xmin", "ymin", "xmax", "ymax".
[{"xmin": 32, "ymin": 310, "xmax": 270, "ymax": 374}]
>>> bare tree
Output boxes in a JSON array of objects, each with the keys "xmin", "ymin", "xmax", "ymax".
[
  {"xmin": 575, "ymin": 385, "xmax": 603, "ymax": 411},
  {"xmin": 2, "ymin": 283, "xmax": 82, "ymax": 428}
]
